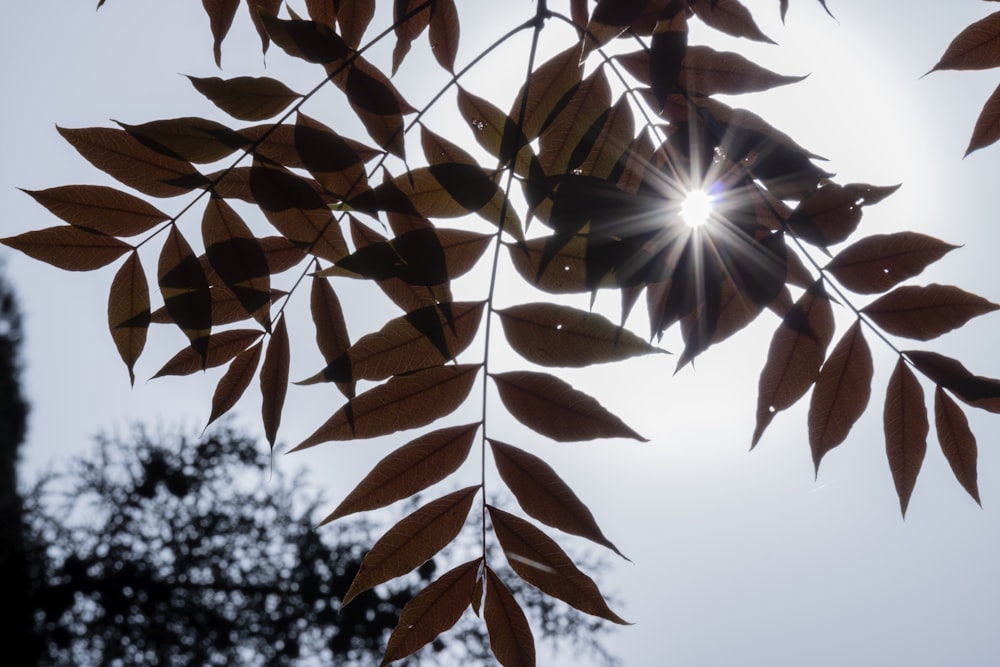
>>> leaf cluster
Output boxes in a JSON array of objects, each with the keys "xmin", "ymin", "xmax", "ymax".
[{"xmin": 8, "ymin": 0, "xmax": 1000, "ymax": 664}]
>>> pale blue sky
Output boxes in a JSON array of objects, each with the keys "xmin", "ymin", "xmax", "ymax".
[{"xmin": 3, "ymin": 2, "xmax": 1000, "ymax": 665}]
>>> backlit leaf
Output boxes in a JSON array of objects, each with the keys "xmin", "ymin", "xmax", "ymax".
[
  {"xmin": 21, "ymin": 185, "xmax": 169, "ymax": 236},
  {"xmin": 904, "ymin": 350, "xmax": 1000, "ymax": 413},
  {"xmin": 487, "ymin": 506, "xmax": 628, "ymax": 624},
  {"xmin": 249, "ymin": 160, "xmax": 348, "ymax": 262},
  {"xmin": 512, "ymin": 45, "xmax": 584, "ymax": 141},
  {"xmin": 457, "ymin": 87, "xmax": 536, "ymax": 175},
  {"xmin": 583, "ymin": 0, "xmax": 648, "ymax": 54},
  {"xmin": 649, "ymin": 8, "xmax": 687, "ymax": 110},
  {"xmin": 58, "ymin": 126, "xmax": 207, "ymax": 198},
  {"xmin": 429, "ymin": 0, "xmax": 459, "ymax": 72},
  {"xmin": 484, "ymin": 567, "xmax": 535, "ymax": 667},
  {"xmin": 752, "ymin": 283, "xmax": 835, "ymax": 447},
  {"xmin": 336, "ymin": 0, "xmax": 375, "ymax": 49},
  {"xmin": 202, "ymin": 196, "xmax": 272, "ymax": 330},
  {"xmin": 861, "ymin": 284, "xmax": 1000, "ymax": 341},
  {"xmin": 884, "ymin": 358, "xmax": 928, "ymax": 517},
  {"xmin": 244, "ymin": 0, "xmax": 282, "ymax": 53},
  {"xmin": 305, "ymin": 0, "xmax": 336, "ymax": 29},
  {"xmin": 808, "ymin": 321, "xmax": 873, "ymax": 473},
  {"xmin": 330, "ymin": 56, "xmax": 413, "ymax": 158},
  {"xmin": 1, "ymin": 226, "xmax": 131, "ymax": 272},
  {"xmin": 293, "ymin": 364, "xmax": 480, "ymax": 449},
  {"xmin": 490, "ymin": 439, "xmax": 624, "ymax": 557},
  {"xmin": 380, "ymin": 559, "xmax": 480, "ymax": 666},
  {"xmin": 206, "ymin": 339, "xmax": 263, "ymax": 427},
  {"xmin": 309, "ymin": 274, "xmax": 354, "ymax": 398},
  {"xmin": 392, "ymin": 0, "xmax": 432, "ymax": 75},
  {"xmin": 108, "ymin": 251, "xmax": 150, "ymax": 385},
  {"xmin": 202, "ymin": 0, "xmax": 239, "ymax": 67},
  {"xmin": 929, "ymin": 11, "xmax": 1000, "ymax": 72},
  {"xmin": 261, "ymin": 315, "xmax": 289, "ymax": 449},
  {"xmin": 537, "ymin": 69, "xmax": 612, "ymax": 176},
  {"xmin": 259, "ymin": 10, "xmax": 352, "ymax": 64},
  {"xmin": 153, "ymin": 328, "xmax": 262, "ymax": 378},
  {"xmin": 491, "ymin": 370, "xmax": 646, "ymax": 442},
  {"xmin": 679, "ymin": 45, "xmax": 806, "ymax": 96},
  {"xmin": 320, "ymin": 423, "xmax": 480, "ymax": 524},
  {"xmin": 934, "ymin": 387, "xmax": 981, "ymax": 505},
  {"xmin": 825, "ymin": 232, "xmax": 959, "ymax": 294},
  {"xmin": 301, "ymin": 301, "xmax": 485, "ymax": 384},
  {"xmin": 188, "ymin": 75, "xmax": 301, "ymax": 121},
  {"xmin": 158, "ymin": 225, "xmax": 212, "ymax": 361},
  {"xmin": 506, "ymin": 236, "xmax": 593, "ymax": 294},
  {"xmin": 496, "ymin": 302, "xmax": 664, "ymax": 367},
  {"xmin": 691, "ymin": 0, "xmax": 775, "ymax": 43},
  {"xmin": 294, "ymin": 112, "xmax": 371, "ymax": 201},
  {"xmin": 786, "ymin": 183, "xmax": 900, "ymax": 248},
  {"xmin": 118, "ymin": 116, "xmax": 246, "ymax": 164},
  {"xmin": 966, "ymin": 82, "xmax": 1000, "ymax": 155},
  {"xmin": 342, "ymin": 486, "xmax": 479, "ymax": 607}
]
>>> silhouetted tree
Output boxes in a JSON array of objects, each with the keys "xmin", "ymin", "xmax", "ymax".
[
  {"xmin": 24, "ymin": 424, "xmax": 619, "ymax": 666},
  {"xmin": 0, "ymin": 268, "xmax": 37, "ymax": 664}
]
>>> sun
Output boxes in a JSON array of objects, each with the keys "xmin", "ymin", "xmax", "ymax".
[{"xmin": 679, "ymin": 189, "xmax": 715, "ymax": 228}]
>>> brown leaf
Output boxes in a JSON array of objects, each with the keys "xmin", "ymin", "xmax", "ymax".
[
  {"xmin": 487, "ymin": 506, "xmax": 628, "ymax": 624},
  {"xmin": 21, "ymin": 185, "xmax": 169, "ymax": 236},
  {"xmin": 391, "ymin": 0, "xmax": 431, "ymax": 75},
  {"xmin": 244, "ymin": 0, "xmax": 282, "ymax": 53},
  {"xmin": 884, "ymin": 358, "xmax": 928, "ymax": 517},
  {"xmin": 490, "ymin": 439, "xmax": 625, "ymax": 558},
  {"xmin": 1, "ymin": 226, "xmax": 131, "ymax": 272},
  {"xmin": 309, "ymin": 274, "xmax": 353, "ymax": 398},
  {"xmin": 483, "ymin": 567, "xmax": 535, "ymax": 667},
  {"xmin": 691, "ymin": 0, "xmax": 775, "ymax": 43},
  {"xmin": 261, "ymin": 315, "xmax": 289, "ymax": 449},
  {"xmin": 202, "ymin": 0, "xmax": 239, "ymax": 67},
  {"xmin": 825, "ymin": 232, "xmax": 960, "ymax": 295},
  {"xmin": 305, "ymin": 0, "xmax": 336, "ymax": 29},
  {"xmin": 583, "ymin": 0, "xmax": 648, "ymax": 54},
  {"xmin": 679, "ymin": 45, "xmax": 806, "ymax": 96},
  {"xmin": 202, "ymin": 196, "xmax": 272, "ymax": 330},
  {"xmin": 301, "ymin": 301, "xmax": 485, "ymax": 385},
  {"xmin": 496, "ymin": 302, "xmax": 665, "ymax": 367},
  {"xmin": 905, "ymin": 350, "xmax": 1000, "ymax": 412},
  {"xmin": 491, "ymin": 370, "xmax": 646, "ymax": 442},
  {"xmin": 510, "ymin": 45, "xmax": 584, "ymax": 140},
  {"xmin": 336, "ymin": 0, "xmax": 375, "ymax": 49},
  {"xmin": 342, "ymin": 486, "xmax": 479, "ymax": 607},
  {"xmin": 187, "ymin": 75, "xmax": 302, "ymax": 122},
  {"xmin": 862, "ymin": 284, "xmax": 1000, "ymax": 341},
  {"xmin": 808, "ymin": 321, "xmax": 873, "ymax": 473},
  {"xmin": 153, "ymin": 328, "xmax": 262, "ymax": 378},
  {"xmin": 967, "ymin": 82, "xmax": 1000, "ymax": 155},
  {"xmin": 537, "ymin": 69, "xmax": 612, "ymax": 176},
  {"xmin": 457, "ymin": 87, "xmax": 536, "ymax": 175},
  {"xmin": 57, "ymin": 126, "xmax": 206, "ymax": 198},
  {"xmin": 293, "ymin": 364, "xmax": 480, "ymax": 449},
  {"xmin": 294, "ymin": 112, "xmax": 371, "ymax": 201},
  {"xmin": 752, "ymin": 283, "xmax": 835, "ymax": 447},
  {"xmin": 380, "ymin": 558, "xmax": 480, "ymax": 666},
  {"xmin": 107, "ymin": 251, "xmax": 150, "ymax": 385},
  {"xmin": 929, "ymin": 11, "xmax": 1000, "ymax": 72},
  {"xmin": 786, "ymin": 183, "xmax": 900, "ymax": 248},
  {"xmin": 330, "ymin": 55, "xmax": 412, "ymax": 158},
  {"xmin": 206, "ymin": 340, "xmax": 263, "ymax": 428},
  {"xmin": 934, "ymin": 387, "xmax": 981, "ymax": 505},
  {"xmin": 118, "ymin": 116, "xmax": 246, "ymax": 164},
  {"xmin": 259, "ymin": 10, "xmax": 352, "ymax": 64},
  {"xmin": 506, "ymin": 236, "xmax": 593, "ymax": 294},
  {"xmin": 421, "ymin": 125, "xmax": 478, "ymax": 167},
  {"xmin": 429, "ymin": 0, "xmax": 460, "ymax": 72},
  {"xmin": 158, "ymin": 225, "xmax": 212, "ymax": 361},
  {"xmin": 320, "ymin": 423, "xmax": 480, "ymax": 524}
]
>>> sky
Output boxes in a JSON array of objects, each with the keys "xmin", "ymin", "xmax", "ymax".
[{"xmin": 3, "ymin": 1, "xmax": 1000, "ymax": 666}]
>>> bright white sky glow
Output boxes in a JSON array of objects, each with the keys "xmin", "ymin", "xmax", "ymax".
[{"xmin": 680, "ymin": 189, "xmax": 714, "ymax": 228}]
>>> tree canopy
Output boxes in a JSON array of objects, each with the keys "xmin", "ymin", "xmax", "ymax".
[{"xmin": 6, "ymin": 1, "xmax": 1000, "ymax": 664}]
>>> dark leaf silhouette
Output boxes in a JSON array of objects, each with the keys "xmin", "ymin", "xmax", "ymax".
[
  {"xmin": 1, "ymin": 226, "xmax": 131, "ymax": 272},
  {"xmin": 786, "ymin": 183, "xmax": 900, "ymax": 248},
  {"xmin": 331, "ymin": 228, "xmax": 492, "ymax": 285},
  {"xmin": 58, "ymin": 126, "xmax": 207, "ymax": 197},
  {"xmin": 320, "ymin": 423, "xmax": 480, "ymax": 525},
  {"xmin": 261, "ymin": 315, "xmax": 289, "ymax": 448},
  {"xmin": 929, "ymin": 11, "xmax": 1000, "ymax": 72},
  {"xmin": 678, "ymin": 45, "xmax": 806, "ymax": 96},
  {"xmin": 158, "ymin": 225, "xmax": 212, "ymax": 362},
  {"xmin": 489, "ymin": 439, "xmax": 625, "ymax": 558},
  {"xmin": 904, "ymin": 350, "xmax": 1000, "ymax": 412},
  {"xmin": 118, "ymin": 117, "xmax": 246, "ymax": 164},
  {"xmin": 20, "ymin": 185, "xmax": 169, "ymax": 236},
  {"xmin": 202, "ymin": 0, "xmax": 239, "ymax": 67},
  {"xmin": 753, "ymin": 283, "xmax": 835, "ymax": 446},
  {"xmin": 342, "ymin": 486, "xmax": 479, "ymax": 606},
  {"xmin": 294, "ymin": 364, "xmax": 480, "ymax": 449},
  {"xmin": 861, "ymin": 284, "xmax": 1000, "ymax": 341},
  {"xmin": 107, "ymin": 251, "xmax": 150, "ymax": 385},
  {"xmin": 491, "ymin": 370, "xmax": 646, "ymax": 442},
  {"xmin": 496, "ymin": 302, "xmax": 665, "ymax": 367},
  {"xmin": 429, "ymin": 0, "xmax": 460, "ymax": 72},
  {"xmin": 259, "ymin": 10, "xmax": 352, "ymax": 64},
  {"xmin": 934, "ymin": 386, "xmax": 981, "ymax": 505},
  {"xmin": 487, "ymin": 506, "xmax": 627, "ymax": 625},
  {"xmin": 187, "ymin": 75, "xmax": 302, "ymax": 121},
  {"xmin": 825, "ymin": 232, "xmax": 959, "ymax": 294},
  {"xmin": 309, "ymin": 274, "xmax": 354, "ymax": 398},
  {"xmin": 690, "ymin": 0, "xmax": 775, "ymax": 44},
  {"xmin": 483, "ymin": 567, "xmax": 535, "ymax": 667},
  {"xmin": 884, "ymin": 358, "xmax": 928, "ymax": 517},
  {"xmin": 153, "ymin": 328, "xmax": 262, "ymax": 378},
  {"xmin": 966, "ymin": 82, "xmax": 1000, "ymax": 155},
  {"xmin": 808, "ymin": 321, "xmax": 873, "ymax": 473},
  {"xmin": 380, "ymin": 559, "xmax": 481, "ymax": 666},
  {"xmin": 206, "ymin": 339, "xmax": 262, "ymax": 427}
]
